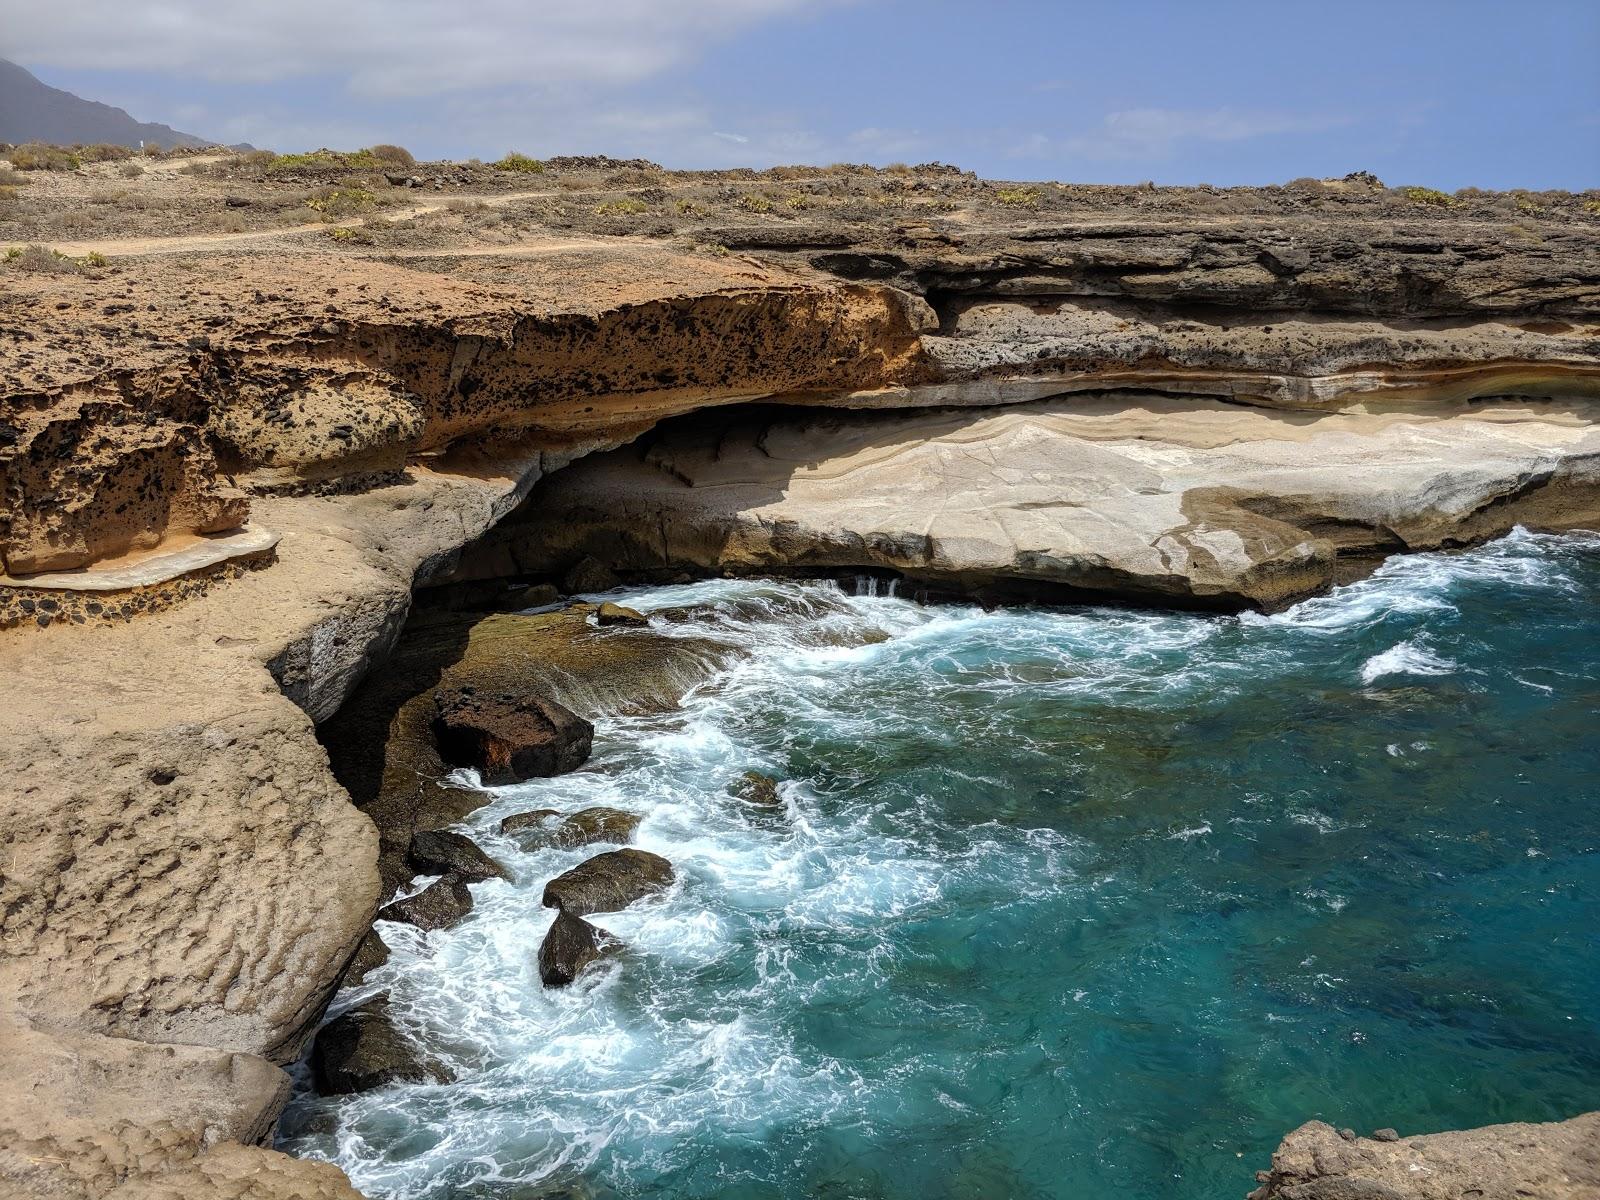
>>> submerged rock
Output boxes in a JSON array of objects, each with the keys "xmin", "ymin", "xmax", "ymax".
[
  {"xmin": 730, "ymin": 770, "xmax": 782, "ymax": 808},
  {"xmin": 408, "ymin": 829, "xmax": 508, "ymax": 883},
  {"xmin": 501, "ymin": 806, "xmax": 641, "ymax": 849},
  {"xmin": 542, "ymin": 849, "xmax": 675, "ymax": 916},
  {"xmin": 342, "ymin": 930, "xmax": 390, "ymax": 988},
  {"xmin": 432, "ymin": 685, "xmax": 594, "ymax": 784},
  {"xmin": 1248, "ymin": 1114, "xmax": 1600, "ymax": 1200},
  {"xmin": 596, "ymin": 601, "xmax": 648, "ymax": 627},
  {"xmin": 311, "ymin": 995, "xmax": 453, "ymax": 1095},
  {"xmin": 561, "ymin": 556, "xmax": 621, "ymax": 595},
  {"xmin": 538, "ymin": 908, "xmax": 620, "ymax": 987},
  {"xmin": 376, "ymin": 874, "xmax": 473, "ymax": 930}
]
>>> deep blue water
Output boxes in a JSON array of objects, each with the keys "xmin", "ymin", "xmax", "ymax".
[{"xmin": 283, "ymin": 529, "xmax": 1600, "ymax": 1200}]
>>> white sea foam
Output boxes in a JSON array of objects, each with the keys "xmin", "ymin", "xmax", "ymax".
[{"xmin": 1359, "ymin": 640, "xmax": 1457, "ymax": 685}]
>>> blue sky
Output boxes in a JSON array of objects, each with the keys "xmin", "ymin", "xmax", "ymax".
[{"xmin": 6, "ymin": 0, "xmax": 1598, "ymax": 188}]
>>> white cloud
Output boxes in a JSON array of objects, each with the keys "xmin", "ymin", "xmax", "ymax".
[{"xmin": 3, "ymin": 0, "xmax": 815, "ymax": 98}]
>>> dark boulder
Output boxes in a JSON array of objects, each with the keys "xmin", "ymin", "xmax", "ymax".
[
  {"xmin": 538, "ymin": 908, "xmax": 619, "ymax": 987},
  {"xmin": 561, "ymin": 556, "xmax": 621, "ymax": 595},
  {"xmin": 596, "ymin": 601, "xmax": 648, "ymax": 627},
  {"xmin": 730, "ymin": 770, "xmax": 782, "ymax": 808},
  {"xmin": 542, "ymin": 848, "xmax": 675, "ymax": 916},
  {"xmin": 509, "ymin": 582, "xmax": 561, "ymax": 609},
  {"xmin": 432, "ymin": 685, "xmax": 593, "ymax": 784},
  {"xmin": 312, "ymin": 995, "xmax": 453, "ymax": 1095},
  {"xmin": 342, "ymin": 930, "xmax": 390, "ymax": 988},
  {"xmin": 408, "ymin": 829, "xmax": 508, "ymax": 883},
  {"xmin": 377, "ymin": 874, "xmax": 473, "ymax": 930},
  {"xmin": 501, "ymin": 806, "xmax": 641, "ymax": 849}
]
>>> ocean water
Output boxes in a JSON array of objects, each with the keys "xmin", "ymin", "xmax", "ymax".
[{"xmin": 282, "ymin": 529, "xmax": 1600, "ymax": 1200}]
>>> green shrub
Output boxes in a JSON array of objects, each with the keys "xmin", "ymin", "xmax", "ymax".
[
  {"xmin": 305, "ymin": 186, "xmax": 380, "ymax": 220},
  {"xmin": 994, "ymin": 187, "xmax": 1040, "ymax": 209},
  {"xmin": 365, "ymin": 144, "xmax": 414, "ymax": 166},
  {"xmin": 76, "ymin": 143, "xmax": 134, "ymax": 163},
  {"xmin": 1583, "ymin": 198, "xmax": 1600, "ymax": 216},
  {"xmin": 80, "ymin": 250, "xmax": 108, "ymax": 268},
  {"xmin": 1399, "ymin": 186, "xmax": 1456, "ymax": 208},
  {"xmin": 9, "ymin": 143, "xmax": 80, "ymax": 171},
  {"xmin": 735, "ymin": 193, "xmax": 773, "ymax": 213},
  {"xmin": 495, "ymin": 152, "xmax": 546, "ymax": 173},
  {"xmin": 594, "ymin": 198, "xmax": 648, "ymax": 215}
]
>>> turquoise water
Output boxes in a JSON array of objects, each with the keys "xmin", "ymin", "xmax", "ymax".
[{"xmin": 283, "ymin": 529, "xmax": 1600, "ymax": 1199}]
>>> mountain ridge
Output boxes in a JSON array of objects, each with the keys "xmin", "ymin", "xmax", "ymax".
[{"xmin": 0, "ymin": 57, "xmax": 221, "ymax": 149}]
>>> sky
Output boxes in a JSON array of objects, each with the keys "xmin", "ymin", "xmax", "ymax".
[{"xmin": 3, "ymin": 0, "xmax": 1597, "ymax": 189}]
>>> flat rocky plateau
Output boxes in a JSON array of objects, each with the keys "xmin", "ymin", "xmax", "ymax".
[{"xmin": 1, "ymin": 151, "xmax": 1597, "ymax": 1198}]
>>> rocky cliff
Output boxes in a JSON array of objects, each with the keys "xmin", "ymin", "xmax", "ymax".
[{"xmin": 1, "ymin": 160, "xmax": 1597, "ymax": 1198}]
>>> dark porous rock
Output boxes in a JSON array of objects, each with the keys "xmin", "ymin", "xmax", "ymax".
[
  {"xmin": 377, "ymin": 874, "xmax": 473, "ymax": 930},
  {"xmin": 542, "ymin": 848, "xmax": 675, "ymax": 916},
  {"xmin": 561, "ymin": 556, "xmax": 621, "ymax": 595},
  {"xmin": 1371, "ymin": 1128, "xmax": 1400, "ymax": 1142},
  {"xmin": 595, "ymin": 601, "xmax": 648, "ymax": 627},
  {"xmin": 1247, "ymin": 1114, "xmax": 1600, "ymax": 1200},
  {"xmin": 343, "ymin": 930, "xmax": 390, "ymax": 988},
  {"xmin": 538, "ymin": 908, "xmax": 620, "ymax": 986},
  {"xmin": 730, "ymin": 770, "xmax": 782, "ymax": 808},
  {"xmin": 432, "ymin": 685, "xmax": 593, "ymax": 784},
  {"xmin": 509, "ymin": 582, "xmax": 562, "ymax": 609},
  {"xmin": 408, "ymin": 828, "xmax": 508, "ymax": 883},
  {"xmin": 312, "ymin": 995, "xmax": 453, "ymax": 1095},
  {"xmin": 501, "ymin": 806, "xmax": 641, "ymax": 849}
]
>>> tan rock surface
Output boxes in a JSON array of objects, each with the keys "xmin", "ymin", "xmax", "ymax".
[
  {"xmin": 1248, "ymin": 1115, "xmax": 1600, "ymax": 1199},
  {"xmin": 475, "ymin": 394, "xmax": 1600, "ymax": 609}
]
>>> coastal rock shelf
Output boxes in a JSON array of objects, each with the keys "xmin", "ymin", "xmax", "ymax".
[{"xmin": 1, "ymin": 170, "xmax": 1597, "ymax": 1199}]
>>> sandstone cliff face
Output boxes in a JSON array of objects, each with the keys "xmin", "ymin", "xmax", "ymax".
[{"xmin": 1, "ymin": 189, "xmax": 1596, "ymax": 1199}]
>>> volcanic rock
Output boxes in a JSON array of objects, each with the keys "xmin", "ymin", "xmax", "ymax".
[
  {"xmin": 730, "ymin": 770, "xmax": 782, "ymax": 808},
  {"xmin": 501, "ymin": 806, "xmax": 642, "ymax": 848},
  {"xmin": 376, "ymin": 874, "xmax": 474, "ymax": 931},
  {"xmin": 561, "ymin": 556, "xmax": 622, "ymax": 594},
  {"xmin": 342, "ymin": 930, "xmax": 390, "ymax": 988},
  {"xmin": 432, "ymin": 686, "xmax": 594, "ymax": 784},
  {"xmin": 537, "ymin": 908, "xmax": 620, "ymax": 987},
  {"xmin": 407, "ymin": 829, "xmax": 508, "ymax": 883},
  {"xmin": 311, "ymin": 995, "xmax": 452, "ymax": 1096},
  {"xmin": 541, "ymin": 848, "xmax": 675, "ymax": 916}
]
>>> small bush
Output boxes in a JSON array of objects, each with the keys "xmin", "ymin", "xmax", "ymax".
[
  {"xmin": 305, "ymin": 186, "xmax": 379, "ymax": 220},
  {"xmin": 3, "ymin": 243, "xmax": 82, "ymax": 273},
  {"xmin": 781, "ymin": 193, "xmax": 810, "ymax": 210},
  {"xmin": 365, "ymin": 144, "xmax": 414, "ymax": 166},
  {"xmin": 495, "ymin": 152, "xmax": 546, "ymax": 173},
  {"xmin": 117, "ymin": 161, "xmax": 144, "ymax": 178},
  {"xmin": 1583, "ymin": 198, "xmax": 1600, "ymax": 216},
  {"xmin": 594, "ymin": 198, "xmax": 648, "ymax": 216},
  {"xmin": 80, "ymin": 250, "xmax": 108, "ymax": 268},
  {"xmin": 0, "ymin": 165, "xmax": 25, "ymax": 186},
  {"xmin": 735, "ymin": 193, "xmax": 773, "ymax": 213},
  {"xmin": 1399, "ymin": 186, "xmax": 1456, "ymax": 208},
  {"xmin": 673, "ymin": 198, "xmax": 703, "ymax": 216},
  {"xmin": 9, "ymin": 143, "xmax": 80, "ymax": 171},
  {"xmin": 994, "ymin": 187, "xmax": 1040, "ymax": 209},
  {"xmin": 76, "ymin": 143, "xmax": 134, "ymax": 163},
  {"xmin": 325, "ymin": 225, "xmax": 372, "ymax": 244}
]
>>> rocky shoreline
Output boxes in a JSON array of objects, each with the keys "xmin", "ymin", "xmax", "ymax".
[{"xmin": 2, "ymin": 164, "xmax": 1597, "ymax": 1197}]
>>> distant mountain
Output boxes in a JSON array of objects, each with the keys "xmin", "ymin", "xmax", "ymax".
[{"xmin": 0, "ymin": 58, "xmax": 223, "ymax": 149}]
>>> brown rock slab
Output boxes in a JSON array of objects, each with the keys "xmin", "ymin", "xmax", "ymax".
[
  {"xmin": 541, "ymin": 848, "xmax": 675, "ymax": 916},
  {"xmin": 103, "ymin": 1143, "xmax": 364, "ymax": 1200},
  {"xmin": 432, "ymin": 685, "xmax": 594, "ymax": 785},
  {"xmin": 311, "ymin": 995, "xmax": 453, "ymax": 1096},
  {"xmin": 538, "ymin": 908, "xmax": 620, "ymax": 987},
  {"xmin": 377, "ymin": 874, "xmax": 473, "ymax": 931},
  {"xmin": 407, "ymin": 828, "xmax": 508, "ymax": 882},
  {"xmin": 731, "ymin": 770, "xmax": 782, "ymax": 808},
  {"xmin": 1248, "ymin": 1114, "xmax": 1600, "ymax": 1200},
  {"xmin": 561, "ymin": 556, "xmax": 622, "ymax": 594},
  {"xmin": 501, "ymin": 806, "xmax": 641, "ymax": 849}
]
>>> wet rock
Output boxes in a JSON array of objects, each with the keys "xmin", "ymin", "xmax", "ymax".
[
  {"xmin": 730, "ymin": 770, "xmax": 781, "ymax": 808},
  {"xmin": 561, "ymin": 556, "xmax": 621, "ymax": 595},
  {"xmin": 376, "ymin": 874, "xmax": 473, "ymax": 930},
  {"xmin": 537, "ymin": 908, "xmax": 619, "ymax": 987},
  {"xmin": 432, "ymin": 685, "xmax": 593, "ymax": 784},
  {"xmin": 342, "ymin": 930, "xmax": 390, "ymax": 988},
  {"xmin": 408, "ymin": 829, "xmax": 508, "ymax": 882},
  {"xmin": 311, "ymin": 995, "xmax": 452, "ymax": 1096},
  {"xmin": 509, "ymin": 582, "xmax": 561, "ymax": 609},
  {"xmin": 542, "ymin": 849, "xmax": 675, "ymax": 916},
  {"xmin": 595, "ymin": 601, "xmax": 648, "ymax": 627},
  {"xmin": 501, "ymin": 806, "xmax": 641, "ymax": 849}
]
